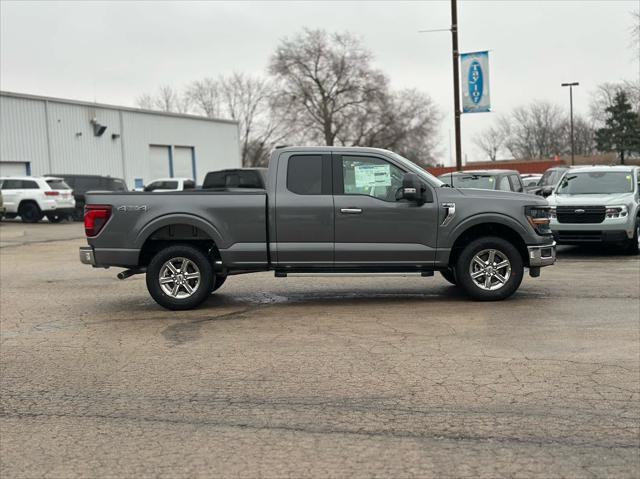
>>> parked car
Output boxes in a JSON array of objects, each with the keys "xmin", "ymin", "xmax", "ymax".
[
  {"xmin": 79, "ymin": 146, "xmax": 556, "ymax": 310},
  {"xmin": 202, "ymin": 168, "xmax": 267, "ymax": 189},
  {"xmin": 547, "ymin": 165, "xmax": 639, "ymax": 253},
  {"xmin": 521, "ymin": 174, "xmax": 543, "ymax": 191},
  {"xmin": 144, "ymin": 178, "xmax": 196, "ymax": 192},
  {"xmin": 47, "ymin": 174, "xmax": 127, "ymax": 221},
  {"xmin": 0, "ymin": 191, "xmax": 5, "ymax": 221},
  {"xmin": 0, "ymin": 176, "xmax": 75, "ymax": 223},
  {"xmin": 438, "ymin": 169, "xmax": 525, "ymax": 193},
  {"xmin": 529, "ymin": 166, "xmax": 569, "ymax": 197}
]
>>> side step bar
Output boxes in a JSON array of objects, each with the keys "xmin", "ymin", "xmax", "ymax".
[{"xmin": 274, "ymin": 271, "xmax": 434, "ymax": 278}]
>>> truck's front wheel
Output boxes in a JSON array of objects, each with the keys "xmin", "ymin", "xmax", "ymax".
[
  {"xmin": 455, "ymin": 236, "xmax": 524, "ymax": 301},
  {"xmin": 146, "ymin": 244, "xmax": 214, "ymax": 310}
]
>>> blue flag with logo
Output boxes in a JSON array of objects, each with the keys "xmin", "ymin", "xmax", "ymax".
[{"xmin": 461, "ymin": 51, "xmax": 490, "ymax": 113}]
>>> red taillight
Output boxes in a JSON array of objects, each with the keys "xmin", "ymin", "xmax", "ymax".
[
  {"xmin": 84, "ymin": 205, "xmax": 112, "ymax": 237},
  {"xmin": 45, "ymin": 191, "xmax": 59, "ymax": 196}
]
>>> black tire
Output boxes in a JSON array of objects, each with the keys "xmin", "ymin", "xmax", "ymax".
[
  {"xmin": 455, "ymin": 236, "xmax": 524, "ymax": 301},
  {"xmin": 19, "ymin": 202, "xmax": 43, "ymax": 223},
  {"xmin": 46, "ymin": 213, "xmax": 64, "ymax": 223},
  {"xmin": 146, "ymin": 244, "xmax": 214, "ymax": 310},
  {"xmin": 625, "ymin": 218, "xmax": 639, "ymax": 255},
  {"xmin": 211, "ymin": 274, "xmax": 227, "ymax": 292},
  {"xmin": 440, "ymin": 269, "xmax": 457, "ymax": 285}
]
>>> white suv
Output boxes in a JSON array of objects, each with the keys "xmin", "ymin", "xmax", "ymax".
[
  {"xmin": 0, "ymin": 176, "xmax": 76, "ymax": 223},
  {"xmin": 548, "ymin": 165, "xmax": 639, "ymax": 254},
  {"xmin": 143, "ymin": 178, "xmax": 196, "ymax": 192}
]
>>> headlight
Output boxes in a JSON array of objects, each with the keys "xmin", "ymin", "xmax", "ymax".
[
  {"xmin": 605, "ymin": 205, "xmax": 628, "ymax": 219},
  {"xmin": 549, "ymin": 206, "xmax": 557, "ymax": 219},
  {"xmin": 525, "ymin": 206, "xmax": 552, "ymax": 235}
]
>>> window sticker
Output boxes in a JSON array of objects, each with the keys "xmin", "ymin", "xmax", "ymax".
[{"xmin": 354, "ymin": 164, "xmax": 391, "ymax": 188}]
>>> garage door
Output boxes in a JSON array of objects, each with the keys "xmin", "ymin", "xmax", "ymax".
[
  {"xmin": 0, "ymin": 162, "xmax": 29, "ymax": 176},
  {"xmin": 148, "ymin": 145, "xmax": 171, "ymax": 180},
  {"xmin": 173, "ymin": 146, "xmax": 194, "ymax": 179}
]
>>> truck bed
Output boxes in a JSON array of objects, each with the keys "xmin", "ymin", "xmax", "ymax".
[{"xmin": 84, "ymin": 189, "xmax": 268, "ymax": 269}]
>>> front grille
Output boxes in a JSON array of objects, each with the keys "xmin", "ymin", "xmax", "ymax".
[{"xmin": 556, "ymin": 206, "xmax": 605, "ymax": 224}]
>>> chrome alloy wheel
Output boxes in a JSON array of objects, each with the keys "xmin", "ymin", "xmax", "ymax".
[
  {"xmin": 159, "ymin": 257, "xmax": 201, "ymax": 299},
  {"xmin": 469, "ymin": 249, "xmax": 512, "ymax": 291}
]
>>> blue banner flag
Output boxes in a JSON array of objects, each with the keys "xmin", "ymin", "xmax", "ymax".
[{"xmin": 461, "ymin": 51, "xmax": 490, "ymax": 113}]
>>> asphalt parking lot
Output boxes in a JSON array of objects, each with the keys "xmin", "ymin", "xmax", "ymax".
[{"xmin": 1, "ymin": 221, "xmax": 639, "ymax": 478}]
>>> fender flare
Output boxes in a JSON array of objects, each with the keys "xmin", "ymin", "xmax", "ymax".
[
  {"xmin": 447, "ymin": 213, "xmax": 530, "ymax": 246},
  {"xmin": 134, "ymin": 213, "xmax": 225, "ymax": 250}
]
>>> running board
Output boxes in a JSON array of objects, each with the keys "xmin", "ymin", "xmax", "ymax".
[{"xmin": 275, "ymin": 271, "xmax": 434, "ymax": 278}]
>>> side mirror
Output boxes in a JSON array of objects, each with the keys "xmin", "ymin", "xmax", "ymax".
[
  {"xmin": 541, "ymin": 187, "xmax": 553, "ymax": 198},
  {"xmin": 401, "ymin": 173, "xmax": 425, "ymax": 204}
]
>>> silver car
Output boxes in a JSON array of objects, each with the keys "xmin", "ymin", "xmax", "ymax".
[{"xmin": 548, "ymin": 165, "xmax": 639, "ymax": 253}]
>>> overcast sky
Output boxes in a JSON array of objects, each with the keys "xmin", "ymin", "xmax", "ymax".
[{"xmin": 1, "ymin": 0, "xmax": 638, "ymax": 164}]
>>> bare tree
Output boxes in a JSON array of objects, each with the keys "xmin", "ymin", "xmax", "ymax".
[
  {"xmin": 269, "ymin": 29, "xmax": 439, "ymax": 163},
  {"xmin": 186, "ymin": 78, "xmax": 221, "ymax": 118},
  {"xmin": 500, "ymin": 101, "xmax": 567, "ymax": 159},
  {"xmin": 337, "ymin": 89, "xmax": 439, "ymax": 167},
  {"xmin": 566, "ymin": 115, "xmax": 596, "ymax": 156},
  {"xmin": 218, "ymin": 73, "xmax": 291, "ymax": 167},
  {"xmin": 136, "ymin": 85, "xmax": 191, "ymax": 114},
  {"xmin": 269, "ymin": 29, "xmax": 386, "ymax": 146},
  {"xmin": 473, "ymin": 126, "xmax": 506, "ymax": 161}
]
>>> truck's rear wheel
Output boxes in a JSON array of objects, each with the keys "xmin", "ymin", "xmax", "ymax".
[
  {"xmin": 146, "ymin": 244, "xmax": 214, "ymax": 310},
  {"xmin": 455, "ymin": 236, "xmax": 523, "ymax": 301}
]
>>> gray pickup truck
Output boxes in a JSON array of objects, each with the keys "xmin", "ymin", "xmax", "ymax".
[{"xmin": 79, "ymin": 146, "xmax": 556, "ymax": 310}]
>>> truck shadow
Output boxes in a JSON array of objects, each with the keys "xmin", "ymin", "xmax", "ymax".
[{"xmin": 557, "ymin": 244, "xmax": 637, "ymax": 257}]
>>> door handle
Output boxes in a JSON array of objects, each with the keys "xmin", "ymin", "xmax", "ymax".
[{"xmin": 340, "ymin": 208, "xmax": 362, "ymax": 214}]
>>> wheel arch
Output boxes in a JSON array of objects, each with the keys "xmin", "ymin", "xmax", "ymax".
[
  {"xmin": 136, "ymin": 215, "xmax": 224, "ymax": 267},
  {"xmin": 447, "ymin": 217, "xmax": 529, "ymax": 268}
]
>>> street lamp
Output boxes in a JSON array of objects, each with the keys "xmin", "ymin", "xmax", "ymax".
[{"xmin": 561, "ymin": 82, "xmax": 579, "ymax": 165}]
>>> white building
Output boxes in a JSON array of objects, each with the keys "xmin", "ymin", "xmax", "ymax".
[{"xmin": 0, "ymin": 91, "xmax": 241, "ymax": 187}]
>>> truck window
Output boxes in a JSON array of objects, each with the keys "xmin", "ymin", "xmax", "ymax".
[
  {"xmin": 497, "ymin": 177, "xmax": 511, "ymax": 191},
  {"xmin": 508, "ymin": 175, "xmax": 523, "ymax": 192},
  {"xmin": 341, "ymin": 156, "xmax": 404, "ymax": 201},
  {"xmin": 287, "ymin": 155, "xmax": 323, "ymax": 195}
]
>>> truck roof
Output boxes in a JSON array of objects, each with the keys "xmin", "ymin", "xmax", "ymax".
[
  {"xmin": 276, "ymin": 146, "xmax": 396, "ymax": 155},
  {"xmin": 567, "ymin": 165, "xmax": 638, "ymax": 173}
]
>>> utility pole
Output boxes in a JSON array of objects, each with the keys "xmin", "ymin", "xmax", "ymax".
[
  {"xmin": 561, "ymin": 82, "xmax": 579, "ymax": 165},
  {"xmin": 418, "ymin": 0, "xmax": 462, "ymax": 170},
  {"xmin": 451, "ymin": 0, "xmax": 462, "ymax": 171}
]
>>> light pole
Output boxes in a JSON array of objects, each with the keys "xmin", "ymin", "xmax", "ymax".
[{"xmin": 561, "ymin": 82, "xmax": 579, "ymax": 165}]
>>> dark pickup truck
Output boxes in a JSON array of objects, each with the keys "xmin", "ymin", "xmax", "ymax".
[{"xmin": 80, "ymin": 146, "xmax": 556, "ymax": 310}]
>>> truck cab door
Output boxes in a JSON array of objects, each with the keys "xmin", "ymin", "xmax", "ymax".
[
  {"xmin": 273, "ymin": 152, "xmax": 334, "ymax": 267},
  {"xmin": 332, "ymin": 153, "xmax": 438, "ymax": 267}
]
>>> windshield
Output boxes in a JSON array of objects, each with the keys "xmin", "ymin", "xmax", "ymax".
[
  {"xmin": 386, "ymin": 151, "xmax": 445, "ymax": 187},
  {"xmin": 556, "ymin": 171, "xmax": 634, "ymax": 195},
  {"xmin": 441, "ymin": 174, "xmax": 497, "ymax": 190}
]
